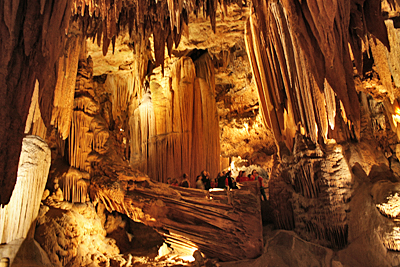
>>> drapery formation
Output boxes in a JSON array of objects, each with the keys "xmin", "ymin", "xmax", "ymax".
[
  {"xmin": 269, "ymin": 134, "xmax": 352, "ymax": 249},
  {"xmin": 131, "ymin": 54, "xmax": 220, "ymax": 185},
  {"xmin": 245, "ymin": 0, "xmax": 391, "ymax": 151}
]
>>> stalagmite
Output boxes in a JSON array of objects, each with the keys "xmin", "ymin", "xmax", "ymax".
[
  {"xmin": 269, "ymin": 133, "xmax": 352, "ymax": 249},
  {"xmin": 0, "ymin": 136, "xmax": 51, "ymax": 243},
  {"xmin": 1, "ymin": 0, "xmax": 245, "ymax": 205}
]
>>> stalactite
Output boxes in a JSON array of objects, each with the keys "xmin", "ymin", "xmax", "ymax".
[
  {"xmin": 130, "ymin": 92, "xmax": 156, "ymax": 175},
  {"xmin": 61, "ymin": 167, "xmax": 90, "ymax": 203},
  {"xmin": 130, "ymin": 55, "xmax": 220, "ymax": 185},
  {"xmin": 104, "ymin": 72, "xmax": 136, "ymax": 125},
  {"xmin": 90, "ymin": 116, "xmax": 110, "ymax": 154},
  {"xmin": 24, "ymin": 80, "xmax": 47, "ymax": 139},
  {"xmin": 50, "ymin": 24, "xmax": 84, "ymax": 140},
  {"xmin": 0, "ymin": 136, "xmax": 51, "ymax": 243},
  {"xmin": 68, "ymin": 110, "xmax": 94, "ymax": 172},
  {"xmin": 0, "ymin": 0, "xmax": 74, "ymax": 205},
  {"xmin": 245, "ymin": 0, "xmax": 371, "ymax": 151},
  {"xmin": 194, "ymin": 54, "xmax": 221, "ymax": 181},
  {"xmin": 67, "ymin": 57, "xmax": 100, "ymax": 172}
]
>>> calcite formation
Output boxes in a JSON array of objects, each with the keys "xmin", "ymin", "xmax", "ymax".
[
  {"xmin": 132, "ymin": 54, "xmax": 221, "ymax": 183},
  {"xmin": 269, "ymin": 134, "xmax": 351, "ymax": 249},
  {"xmin": 4, "ymin": 0, "xmax": 400, "ymax": 266},
  {"xmin": 89, "ymin": 174, "xmax": 264, "ymax": 261},
  {"xmin": 35, "ymin": 202, "xmax": 122, "ymax": 267},
  {"xmin": 0, "ymin": 136, "xmax": 51, "ymax": 244},
  {"xmin": 0, "ymin": 0, "xmax": 73, "ymax": 205},
  {"xmin": 0, "ymin": 0, "xmax": 244, "ymax": 205},
  {"xmin": 36, "ymin": 54, "xmax": 263, "ymax": 264}
]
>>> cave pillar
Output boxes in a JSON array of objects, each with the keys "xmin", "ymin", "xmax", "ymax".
[{"xmin": 0, "ymin": 135, "xmax": 51, "ymax": 243}]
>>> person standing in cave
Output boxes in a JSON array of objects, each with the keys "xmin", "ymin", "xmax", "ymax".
[
  {"xmin": 250, "ymin": 170, "xmax": 258, "ymax": 181},
  {"xmin": 224, "ymin": 171, "xmax": 233, "ymax": 189},
  {"xmin": 217, "ymin": 172, "xmax": 226, "ymax": 189},
  {"xmin": 171, "ymin": 178, "xmax": 179, "ymax": 186},
  {"xmin": 258, "ymin": 174, "xmax": 267, "ymax": 201},
  {"xmin": 236, "ymin": 171, "xmax": 243, "ymax": 183},
  {"xmin": 210, "ymin": 178, "xmax": 217, "ymax": 188},
  {"xmin": 181, "ymin": 173, "xmax": 190, "ymax": 188},
  {"xmin": 238, "ymin": 171, "xmax": 249, "ymax": 182},
  {"xmin": 201, "ymin": 170, "xmax": 211, "ymax": 190},
  {"xmin": 252, "ymin": 170, "xmax": 267, "ymax": 201},
  {"xmin": 196, "ymin": 175, "xmax": 205, "ymax": 190}
]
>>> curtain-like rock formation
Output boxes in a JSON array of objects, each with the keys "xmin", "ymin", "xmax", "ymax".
[
  {"xmin": 269, "ymin": 134, "xmax": 352, "ymax": 249},
  {"xmin": 0, "ymin": 135, "xmax": 51, "ymax": 244},
  {"xmin": 245, "ymin": 0, "xmax": 400, "ymax": 256},
  {"xmin": 42, "ymin": 54, "xmax": 261, "ymax": 263},
  {"xmin": 131, "ymin": 54, "xmax": 221, "ymax": 184},
  {"xmin": 244, "ymin": 0, "xmax": 396, "ymax": 151},
  {"xmin": 25, "ymin": 80, "xmax": 47, "ymax": 139}
]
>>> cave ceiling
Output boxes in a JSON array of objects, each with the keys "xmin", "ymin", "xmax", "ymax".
[{"xmin": 86, "ymin": 3, "xmax": 275, "ymax": 171}]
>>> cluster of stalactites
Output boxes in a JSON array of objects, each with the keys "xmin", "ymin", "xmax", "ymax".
[
  {"xmin": 105, "ymin": 72, "xmax": 136, "ymax": 124},
  {"xmin": 61, "ymin": 167, "xmax": 90, "ymax": 203},
  {"xmin": 68, "ymin": 58, "xmax": 102, "ymax": 171},
  {"xmin": 71, "ymin": 0, "xmax": 245, "ymax": 68},
  {"xmin": 245, "ymin": 0, "xmax": 392, "ymax": 152},
  {"xmin": 130, "ymin": 55, "xmax": 221, "ymax": 184}
]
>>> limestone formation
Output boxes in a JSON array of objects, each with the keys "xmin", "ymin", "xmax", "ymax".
[
  {"xmin": 35, "ymin": 202, "xmax": 122, "ymax": 267},
  {"xmin": 0, "ymin": 136, "xmax": 51, "ymax": 244},
  {"xmin": 4, "ymin": 0, "xmax": 400, "ymax": 266},
  {"xmin": 132, "ymin": 54, "xmax": 221, "ymax": 183}
]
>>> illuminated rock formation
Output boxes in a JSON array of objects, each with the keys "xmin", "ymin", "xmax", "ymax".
[
  {"xmin": 131, "ymin": 54, "xmax": 221, "ymax": 183},
  {"xmin": 0, "ymin": 135, "xmax": 51, "ymax": 244},
  {"xmin": 89, "ymin": 170, "xmax": 263, "ymax": 261},
  {"xmin": 4, "ymin": 0, "xmax": 400, "ymax": 266},
  {"xmin": 35, "ymin": 202, "xmax": 122, "ymax": 267},
  {"xmin": 35, "ymin": 53, "xmax": 263, "ymax": 264},
  {"xmin": 243, "ymin": 1, "xmax": 400, "ymax": 264}
]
